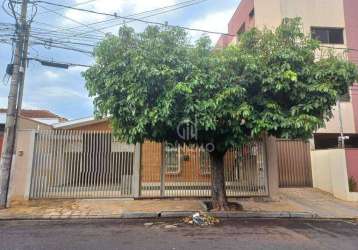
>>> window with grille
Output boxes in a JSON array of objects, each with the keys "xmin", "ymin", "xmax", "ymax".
[
  {"xmin": 311, "ymin": 27, "xmax": 344, "ymax": 44},
  {"xmin": 199, "ymin": 148, "xmax": 211, "ymax": 175},
  {"xmin": 164, "ymin": 144, "xmax": 181, "ymax": 174}
]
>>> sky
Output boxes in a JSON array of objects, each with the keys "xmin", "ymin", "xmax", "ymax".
[{"xmin": 0, "ymin": 0, "xmax": 240, "ymax": 120}]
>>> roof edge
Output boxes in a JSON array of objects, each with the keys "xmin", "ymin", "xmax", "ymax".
[{"xmin": 53, "ymin": 117, "xmax": 108, "ymax": 129}]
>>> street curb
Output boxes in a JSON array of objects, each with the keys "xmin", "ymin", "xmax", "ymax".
[
  {"xmin": 0, "ymin": 211, "xmax": 323, "ymax": 220},
  {"xmin": 206, "ymin": 211, "xmax": 319, "ymax": 219}
]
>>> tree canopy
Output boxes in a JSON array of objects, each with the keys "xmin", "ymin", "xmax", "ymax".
[{"xmin": 84, "ymin": 18, "xmax": 358, "ymax": 154}]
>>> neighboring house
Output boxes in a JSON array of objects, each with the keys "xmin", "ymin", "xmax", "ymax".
[
  {"xmin": 216, "ymin": 0, "xmax": 358, "ymax": 198},
  {"xmin": 216, "ymin": 0, "xmax": 358, "ymax": 149},
  {"xmin": 0, "ymin": 108, "xmax": 67, "ymax": 130},
  {"xmin": 0, "ymin": 108, "xmax": 67, "ymax": 156}
]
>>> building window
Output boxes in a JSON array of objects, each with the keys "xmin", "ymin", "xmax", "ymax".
[
  {"xmin": 311, "ymin": 27, "xmax": 344, "ymax": 44},
  {"xmin": 199, "ymin": 148, "xmax": 211, "ymax": 175},
  {"xmin": 164, "ymin": 143, "xmax": 181, "ymax": 174},
  {"xmin": 249, "ymin": 8, "xmax": 255, "ymax": 18}
]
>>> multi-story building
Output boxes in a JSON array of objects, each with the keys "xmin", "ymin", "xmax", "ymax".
[{"xmin": 216, "ymin": 0, "xmax": 358, "ymax": 149}]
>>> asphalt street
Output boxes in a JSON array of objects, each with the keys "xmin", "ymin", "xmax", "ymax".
[{"xmin": 0, "ymin": 218, "xmax": 357, "ymax": 250}]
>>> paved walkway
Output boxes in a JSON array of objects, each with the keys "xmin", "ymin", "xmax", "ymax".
[
  {"xmin": 279, "ymin": 188, "xmax": 358, "ymax": 219},
  {"xmin": 0, "ymin": 199, "xmax": 204, "ymax": 219},
  {"xmin": 0, "ymin": 188, "xmax": 357, "ymax": 220}
]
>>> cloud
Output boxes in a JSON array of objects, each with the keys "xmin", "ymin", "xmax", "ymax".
[
  {"xmin": 44, "ymin": 70, "xmax": 60, "ymax": 79},
  {"xmin": 188, "ymin": 8, "xmax": 236, "ymax": 43},
  {"xmin": 38, "ymin": 86, "xmax": 89, "ymax": 99},
  {"xmin": 64, "ymin": 0, "xmax": 177, "ymax": 24},
  {"xmin": 68, "ymin": 66, "xmax": 89, "ymax": 74},
  {"xmin": 0, "ymin": 95, "xmax": 40, "ymax": 110}
]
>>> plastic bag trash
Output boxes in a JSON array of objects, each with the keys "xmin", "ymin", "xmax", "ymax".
[
  {"xmin": 183, "ymin": 213, "xmax": 220, "ymax": 226},
  {"xmin": 192, "ymin": 212, "xmax": 205, "ymax": 226}
]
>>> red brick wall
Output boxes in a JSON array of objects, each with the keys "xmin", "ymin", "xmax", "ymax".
[
  {"xmin": 62, "ymin": 121, "xmax": 239, "ymax": 183},
  {"xmin": 141, "ymin": 142, "xmax": 239, "ymax": 183},
  {"xmin": 228, "ymin": 0, "xmax": 255, "ymax": 36},
  {"xmin": 216, "ymin": 0, "xmax": 255, "ymax": 48}
]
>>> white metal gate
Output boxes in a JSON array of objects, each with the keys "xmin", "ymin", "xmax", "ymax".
[{"xmin": 29, "ymin": 130, "xmax": 137, "ymax": 199}]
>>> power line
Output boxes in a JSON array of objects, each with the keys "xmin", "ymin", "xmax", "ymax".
[
  {"xmin": 30, "ymin": 0, "xmax": 210, "ymax": 41},
  {"xmin": 34, "ymin": 0, "xmax": 236, "ymax": 37},
  {"xmin": 49, "ymin": 0, "xmax": 210, "ymax": 36},
  {"xmin": 30, "ymin": 41, "xmax": 94, "ymax": 54},
  {"xmin": 71, "ymin": 0, "xmax": 211, "ymax": 38},
  {"xmin": 36, "ymin": 4, "xmax": 107, "ymax": 35},
  {"xmin": 36, "ymin": 0, "xmax": 98, "ymax": 15},
  {"xmin": 30, "ymin": 35, "xmax": 97, "ymax": 47}
]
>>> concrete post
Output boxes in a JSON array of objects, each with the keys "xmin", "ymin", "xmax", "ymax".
[
  {"xmin": 265, "ymin": 136, "xmax": 279, "ymax": 199},
  {"xmin": 7, "ymin": 130, "xmax": 36, "ymax": 207}
]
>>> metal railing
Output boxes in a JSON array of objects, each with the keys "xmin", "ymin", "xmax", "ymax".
[
  {"xmin": 29, "ymin": 130, "xmax": 136, "ymax": 199},
  {"xmin": 140, "ymin": 140, "xmax": 268, "ymax": 197},
  {"xmin": 29, "ymin": 130, "xmax": 268, "ymax": 199}
]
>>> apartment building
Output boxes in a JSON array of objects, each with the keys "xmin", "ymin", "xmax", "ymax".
[{"xmin": 216, "ymin": 0, "xmax": 358, "ymax": 149}]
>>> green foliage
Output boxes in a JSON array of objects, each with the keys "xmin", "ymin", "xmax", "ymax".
[{"xmin": 84, "ymin": 18, "xmax": 358, "ymax": 153}]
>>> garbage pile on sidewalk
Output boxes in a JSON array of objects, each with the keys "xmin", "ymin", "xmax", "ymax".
[{"xmin": 183, "ymin": 212, "xmax": 220, "ymax": 226}]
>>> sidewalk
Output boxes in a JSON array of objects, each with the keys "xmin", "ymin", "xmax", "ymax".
[
  {"xmin": 0, "ymin": 188, "xmax": 357, "ymax": 220},
  {"xmin": 278, "ymin": 188, "xmax": 358, "ymax": 219}
]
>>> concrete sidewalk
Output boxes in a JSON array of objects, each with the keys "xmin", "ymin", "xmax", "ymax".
[
  {"xmin": 0, "ymin": 188, "xmax": 357, "ymax": 220},
  {"xmin": 278, "ymin": 188, "xmax": 358, "ymax": 219}
]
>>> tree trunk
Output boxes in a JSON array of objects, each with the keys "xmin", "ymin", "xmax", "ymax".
[{"xmin": 210, "ymin": 150, "xmax": 229, "ymax": 211}]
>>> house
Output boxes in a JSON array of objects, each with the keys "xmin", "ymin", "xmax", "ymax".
[
  {"xmin": 216, "ymin": 0, "xmax": 358, "ymax": 200},
  {"xmin": 6, "ymin": 116, "xmax": 278, "ymax": 206},
  {"xmin": 216, "ymin": 0, "xmax": 358, "ymax": 149},
  {"xmin": 0, "ymin": 108, "xmax": 67, "ymax": 156}
]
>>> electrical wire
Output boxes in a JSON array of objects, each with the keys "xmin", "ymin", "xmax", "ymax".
[
  {"xmin": 34, "ymin": 0, "xmax": 236, "ymax": 37},
  {"xmin": 36, "ymin": 4, "xmax": 108, "ymax": 35},
  {"xmin": 71, "ymin": 0, "xmax": 211, "ymax": 38},
  {"xmin": 36, "ymin": 0, "xmax": 98, "ymax": 16},
  {"xmin": 30, "ymin": 0, "xmax": 210, "ymax": 42},
  {"xmin": 44, "ymin": 0, "xmax": 210, "ymax": 36}
]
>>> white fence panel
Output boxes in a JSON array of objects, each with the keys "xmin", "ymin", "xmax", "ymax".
[{"xmin": 29, "ymin": 130, "xmax": 136, "ymax": 199}]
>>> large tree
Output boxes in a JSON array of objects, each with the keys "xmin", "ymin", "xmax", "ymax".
[{"xmin": 84, "ymin": 19, "xmax": 357, "ymax": 210}]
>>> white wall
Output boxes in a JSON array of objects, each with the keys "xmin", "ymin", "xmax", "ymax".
[
  {"xmin": 311, "ymin": 149, "xmax": 358, "ymax": 201},
  {"xmin": 7, "ymin": 130, "xmax": 35, "ymax": 206}
]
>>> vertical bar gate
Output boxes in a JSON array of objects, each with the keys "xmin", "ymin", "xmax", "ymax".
[
  {"xmin": 277, "ymin": 139, "xmax": 313, "ymax": 187},
  {"xmin": 140, "ymin": 139, "xmax": 268, "ymax": 197},
  {"xmin": 29, "ymin": 130, "xmax": 136, "ymax": 199}
]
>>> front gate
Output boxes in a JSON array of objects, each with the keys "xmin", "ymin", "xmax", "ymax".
[
  {"xmin": 29, "ymin": 130, "xmax": 137, "ymax": 199},
  {"xmin": 29, "ymin": 131, "xmax": 268, "ymax": 199},
  {"xmin": 140, "ymin": 140, "xmax": 268, "ymax": 197},
  {"xmin": 277, "ymin": 139, "xmax": 313, "ymax": 187}
]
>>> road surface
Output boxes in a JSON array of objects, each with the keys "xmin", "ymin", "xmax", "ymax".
[{"xmin": 0, "ymin": 218, "xmax": 357, "ymax": 250}]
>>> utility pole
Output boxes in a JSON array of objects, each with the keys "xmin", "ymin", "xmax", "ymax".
[
  {"xmin": 337, "ymin": 100, "xmax": 348, "ymax": 149},
  {"xmin": 0, "ymin": 0, "xmax": 29, "ymax": 208}
]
